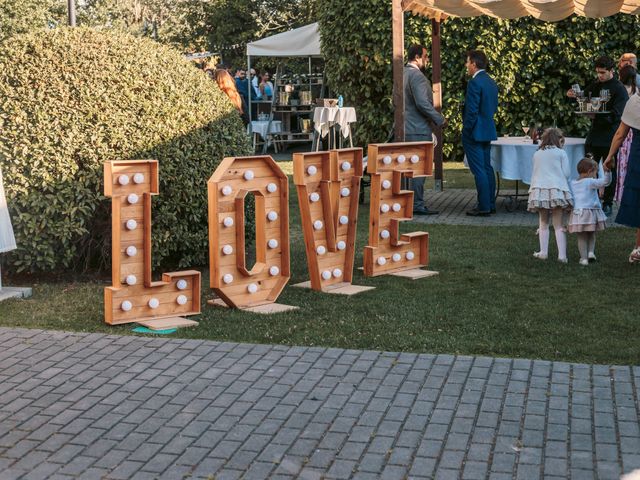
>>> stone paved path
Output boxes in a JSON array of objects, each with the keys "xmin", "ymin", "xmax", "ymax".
[{"xmin": 0, "ymin": 328, "xmax": 638, "ymax": 479}]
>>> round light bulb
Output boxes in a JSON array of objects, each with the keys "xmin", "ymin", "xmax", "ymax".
[
  {"xmin": 316, "ymin": 245, "xmax": 326, "ymax": 255},
  {"xmin": 339, "ymin": 215, "xmax": 349, "ymax": 225},
  {"xmin": 392, "ymin": 253, "xmax": 402, "ymax": 262},
  {"xmin": 126, "ymin": 219, "xmax": 137, "ymax": 230},
  {"xmin": 332, "ymin": 268, "xmax": 342, "ymax": 278},
  {"xmin": 244, "ymin": 170, "xmax": 254, "ymax": 181},
  {"xmin": 269, "ymin": 266, "xmax": 280, "ymax": 276},
  {"xmin": 176, "ymin": 279, "xmax": 188, "ymax": 290},
  {"xmin": 382, "ymin": 180, "xmax": 391, "ymax": 190},
  {"xmin": 126, "ymin": 246, "xmax": 137, "ymax": 257},
  {"xmin": 406, "ymin": 251, "xmax": 415, "ymax": 261},
  {"xmin": 340, "ymin": 187, "xmax": 350, "ymax": 197},
  {"xmin": 410, "ymin": 155, "xmax": 420, "ymax": 164},
  {"xmin": 267, "ymin": 183, "xmax": 277, "ymax": 193},
  {"xmin": 118, "ymin": 175, "xmax": 130, "ymax": 186},
  {"xmin": 176, "ymin": 295, "xmax": 188, "ymax": 305},
  {"xmin": 148, "ymin": 298, "xmax": 160, "ymax": 309},
  {"xmin": 222, "ymin": 185, "xmax": 233, "ymax": 196},
  {"xmin": 222, "ymin": 245, "xmax": 233, "ymax": 255},
  {"xmin": 337, "ymin": 241, "xmax": 346, "ymax": 250},
  {"xmin": 133, "ymin": 173, "xmax": 145, "ymax": 184},
  {"xmin": 307, "ymin": 165, "xmax": 317, "ymax": 175},
  {"xmin": 247, "ymin": 283, "xmax": 258, "ymax": 294},
  {"xmin": 223, "ymin": 274, "xmax": 234, "ymax": 284},
  {"xmin": 267, "ymin": 211, "xmax": 278, "ymax": 221},
  {"xmin": 127, "ymin": 193, "xmax": 139, "ymax": 204},
  {"xmin": 268, "ymin": 239, "xmax": 279, "ymax": 249},
  {"xmin": 380, "ymin": 230, "xmax": 390, "ymax": 239},
  {"xmin": 121, "ymin": 300, "xmax": 132, "ymax": 312},
  {"xmin": 380, "ymin": 204, "xmax": 390, "ymax": 213},
  {"xmin": 341, "ymin": 161, "xmax": 351, "ymax": 171},
  {"xmin": 397, "ymin": 155, "xmax": 406, "ymax": 163},
  {"xmin": 377, "ymin": 256, "xmax": 387, "ymax": 266},
  {"xmin": 313, "ymin": 220, "xmax": 323, "ymax": 230},
  {"xmin": 125, "ymin": 275, "xmax": 137, "ymax": 286},
  {"xmin": 321, "ymin": 270, "xmax": 332, "ymax": 280},
  {"xmin": 223, "ymin": 217, "xmax": 234, "ymax": 227},
  {"xmin": 309, "ymin": 192, "xmax": 320, "ymax": 202},
  {"xmin": 392, "ymin": 203, "xmax": 402, "ymax": 212},
  {"xmin": 382, "ymin": 155, "xmax": 392, "ymax": 165}
]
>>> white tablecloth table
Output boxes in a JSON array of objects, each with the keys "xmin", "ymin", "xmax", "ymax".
[
  {"xmin": 313, "ymin": 107, "xmax": 357, "ymax": 150},
  {"xmin": 250, "ymin": 120, "xmax": 282, "ymax": 140},
  {"xmin": 491, "ymin": 136, "xmax": 586, "ymax": 184}
]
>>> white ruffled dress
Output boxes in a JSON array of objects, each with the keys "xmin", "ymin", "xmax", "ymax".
[{"xmin": 527, "ymin": 146, "xmax": 574, "ymax": 212}]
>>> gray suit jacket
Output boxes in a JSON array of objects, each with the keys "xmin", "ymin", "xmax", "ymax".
[{"xmin": 404, "ymin": 64, "xmax": 444, "ymax": 137}]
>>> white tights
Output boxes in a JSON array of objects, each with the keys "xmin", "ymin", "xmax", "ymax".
[
  {"xmin": 537, "ymin": 208, "xmax": 567, "ymax": 260},
  {"xmin": 577, "ymin": 232, "xmax": 596, "ymax": 261}
]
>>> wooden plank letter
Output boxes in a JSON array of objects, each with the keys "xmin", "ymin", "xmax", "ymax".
[
  {"xmin": 363, "ymin": 142, "xmax": 433, "ymax": 276},
  {"xmin": 104, "ymin": 160, "xmax": 201, "ymax": 325},
  {"xmin": 208, "ymin": 156, "xmax": 290, "ymax": 308},
  {"xmin": 293, "ymin": 148, "xmax": 363, "ymax": 291}
]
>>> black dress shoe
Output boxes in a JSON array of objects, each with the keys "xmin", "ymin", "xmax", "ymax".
[
  {"xmin": 413, "ymin": 207, "xmax": 439, "ymax": 215},
  {"xmin": 490, "ymin": 208, "xmax": 497, "ymax": 214},
  {"xmin": 466, "ymin": 208, "xmax": 490, "ymax": 217}
]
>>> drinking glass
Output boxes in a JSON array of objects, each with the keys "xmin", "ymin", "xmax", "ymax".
[
  {"xmin": 521, "ymin": 120, "xmax": 530, "ymax": 140},
  {"xmin": 591, "ymin": 97, "xmax": 601, "ymax": 113}
]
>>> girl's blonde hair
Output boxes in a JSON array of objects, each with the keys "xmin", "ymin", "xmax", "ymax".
[
  {"xmin": 577, "ymin": 153, "xmax": 597, "ymax": 174},
  {"xmin": 214, "ymin": 69, "xmax": 244, "ymax": 113},
  {"xmin": 538, "ymin": 127, "xmax": 565, "ymax": 150}
]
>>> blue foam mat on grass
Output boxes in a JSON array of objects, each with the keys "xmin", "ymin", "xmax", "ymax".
[{"xmin": 132, "ymin": 326, "xmax": 177, "ymax": 335}]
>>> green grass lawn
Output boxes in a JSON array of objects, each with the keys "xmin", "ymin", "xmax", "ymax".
[{"xmin": 1, "ymin": 163, "xmax": 638, "ymax": 365}]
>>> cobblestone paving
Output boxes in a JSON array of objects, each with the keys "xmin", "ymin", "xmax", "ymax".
[
  {"xmin": 0, "ymin": 328, "xmax": 639, "ymax": 479},
  {"xmin": 407, "ymin": 189, "xmax": 620, "ymax": 228}
]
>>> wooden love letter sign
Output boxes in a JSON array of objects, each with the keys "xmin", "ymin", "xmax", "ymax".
[
  {"xmin": 293, "ymin": 148, "xmax": 371, "ymax": 294},
  {"xmin": 104, "ymin": 160, "xmax": 201, "ymax": 325},
  {"xmin": 208, "ymin": 156, "xmax": 291, "ymax": 309},
  {"xmin": 363, "ymin": 142, "xmax": 433, "ymax": 276}
]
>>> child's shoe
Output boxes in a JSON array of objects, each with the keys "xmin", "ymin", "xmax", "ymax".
[
  {"xmin": 588, "ymin": 253, "xmax": 597, "ymax": 262},
  {"xmin": 533, "ymin": 252, "xmax": 548, "ymax": 260},
  {"xmin": 558, "ymin": 257, "xmax": 568, "ymax": 264},
  {"xmin": 579, "ymin": 258, "xmax": 589, "ymax": 266},
  {"xmin": 629, "ymin": 247, "xmax": 640, "ymax": 264}
]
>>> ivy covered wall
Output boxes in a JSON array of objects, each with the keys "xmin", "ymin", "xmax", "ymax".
[{"xmin": 318, "ymin": 3, "xmax": 640, "ymax": 159}]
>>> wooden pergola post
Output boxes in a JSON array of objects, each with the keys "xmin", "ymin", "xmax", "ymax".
[
  {"xmin": 431, "ymin": 18, "xmax": 443, "ymax": 191},
  {"xmin": 392, "ymin": 2, "xmax": 444, "ymax": 190},
  {"xmin": 392, "ymin": 0, "xmax": 405, "ymax": 143}
]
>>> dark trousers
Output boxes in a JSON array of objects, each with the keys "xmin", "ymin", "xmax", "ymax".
[
  {"xmin": 585, "ymin": 143, "xmax": 616, "ymax": 207},
  {"xmin": 463, "ymin": 136, "xmax": 495, "ymax": 212},
  {"xmin": 406, "ymin": 134, "xmax": 430, "ymax": 208}
]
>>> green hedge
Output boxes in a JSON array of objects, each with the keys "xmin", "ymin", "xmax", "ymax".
[
  {"xmin": 0, "ymin": 27, "xmax": 251, "ymax": 273},
  {"xmin": 318, "ymin": 5, "xmax": 640, "ymax": 158}
]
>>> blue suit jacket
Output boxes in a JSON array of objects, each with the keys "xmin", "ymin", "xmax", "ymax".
[{"xmin": 462, "ymin": 70, "xmax": 498, "ymax": 142}]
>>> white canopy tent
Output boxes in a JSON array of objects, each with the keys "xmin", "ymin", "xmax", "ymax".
[
  {"xmin": 246, "ymin": 22, "xmax": 323, "ymax": 123},
  {"xmin": 246, "ymin": 22, "xmax": 321, "ymax": 58}
]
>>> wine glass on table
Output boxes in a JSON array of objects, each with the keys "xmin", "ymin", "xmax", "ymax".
[{"xmin": 521, "ymin": 120, "xmax": 530, "ymax": 141}]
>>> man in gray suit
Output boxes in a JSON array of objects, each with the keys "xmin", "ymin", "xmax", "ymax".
[{"xmin": 404, "ymin": 44, "xmax": 445, "ymax": 215}]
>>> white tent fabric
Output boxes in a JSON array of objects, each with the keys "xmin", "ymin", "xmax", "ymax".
[
  {"xmin": 246, "ymin": 23, "xmax": 321, "ymax": 57},
  {"xmin": 403, "ymin": 0, "xmax": 640, "ymax": 21},
  {"xmin": 0, "ymin": 167, "xmax": 16, "ymax": 254}
]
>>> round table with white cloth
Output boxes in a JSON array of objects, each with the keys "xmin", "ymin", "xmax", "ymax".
[
  {"xmin": 250, "ymin": 120, "xmax": 282, "ymax": 140},
  {"xmin": 490, "ymin": 136, "xmax": 586, "ymax": 184}
]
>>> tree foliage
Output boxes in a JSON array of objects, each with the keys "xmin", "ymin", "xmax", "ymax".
[
  {"xmin": 318, "ymin": 2, "xmax": 640, "ymax": 159},
  {"xmin": 0, "ymin": 27, "xmax": 251, "ymax": 273},
  {"xmin": 0, "ymin": 0, "xmax": 65, "ymax": 42}
]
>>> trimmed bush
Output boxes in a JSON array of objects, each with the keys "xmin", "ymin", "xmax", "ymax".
[
  {"xmin": 318, "ymin": 5, "xmax": 640, "ymax": 158},
  {"xmin": 0, "ymin": 27, "xmax": 251, "ymax": 273}
]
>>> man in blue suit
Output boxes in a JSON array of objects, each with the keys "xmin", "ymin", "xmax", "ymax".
[{"xmin": 463, "ymin": 50, "xmax": 499, "ymax": 216}]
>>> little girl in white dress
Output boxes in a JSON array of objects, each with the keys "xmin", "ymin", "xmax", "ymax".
[
  {"xmin": 568, "ymin": 155, "xmax": 611, "ymax": 266},
  {"xmin": 527, "ymin": 128, "xmax": 574, "ymax": 262}
]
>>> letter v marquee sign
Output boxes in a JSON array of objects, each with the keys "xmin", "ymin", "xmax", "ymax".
[{"xmin": 293, "ymin": 148, "xmax": 372, "ymax": 294}]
